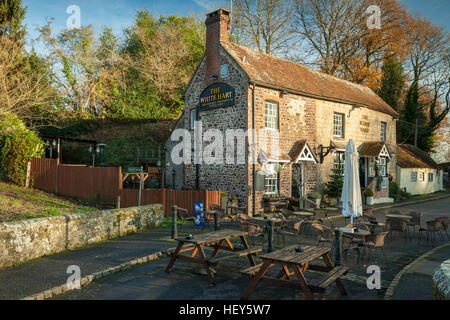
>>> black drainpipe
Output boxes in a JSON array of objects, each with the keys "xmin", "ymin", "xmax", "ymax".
[
  {"xmin": 196, "ymin": 103, "xmax": 200, "ymax": 190},
  {"xmin": 251, "ymin": 82, "xmax": 256, "ymax": 216}
]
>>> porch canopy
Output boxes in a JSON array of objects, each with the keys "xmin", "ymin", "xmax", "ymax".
[
  {"xmin": 258, "ymin": 149, "xmax": 290, "ymax": 174},
  {"xmin": 289, "ymin": 140, "xmax": 318, "ymax": 164},
  {"xmin": 358, "ymin": 141, "xmax": 391, "ymax": 159}
]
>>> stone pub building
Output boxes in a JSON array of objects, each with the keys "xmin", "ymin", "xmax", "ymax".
[{"xmin": 166, "ymin": 9, "xmax": 398, "ymax": 215}]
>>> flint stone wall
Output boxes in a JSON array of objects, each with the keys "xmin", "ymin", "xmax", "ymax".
[
  {"xmin": 433, "ymin": 259, "xmax": 450, "ymax": 300},
  {"xmin": 0, "ymin": 204, "xmax": 163, "ymax": 268}
]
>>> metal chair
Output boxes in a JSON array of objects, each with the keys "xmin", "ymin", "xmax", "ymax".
[
  {"xmin": 177, "ymin": 207, "xmax": 195, "ymax": 233},
  {"xmin": 406, "ymin": 211, "xmax": 422, "ymax": 235},
  {"xmin": 239, "ymin": 216, "xmax": 265, "ymax": 247},
  {"xmin": 426, "ymin": 220, "xmax": 444, "ymax": 242},
  {"xmin": 362, "ymin": 232, "xmax": 389, "ymax": 263},
  {"xmin": 277, "ymin": 219, "xmax": 305, "ymax": 247},
  {"xmin": 435, "ymin": 217, "xmax": 449, "ymax": 240},
  {"xmin": 386, "ymin": 218, "xmax": 408, "ymax": 240}
]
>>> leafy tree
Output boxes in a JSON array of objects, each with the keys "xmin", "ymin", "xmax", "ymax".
[
  {"xmin": 378, "ymin": 56, "xmax": 405, "ymax": 111},
  {"xmin": 0, "ymin": 113, "xmax": 44, "ymax": 185}
]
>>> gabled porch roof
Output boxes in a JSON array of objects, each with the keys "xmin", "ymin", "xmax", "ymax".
[
  {"xmin": 289, "ymin": 140, "xmax": 318, "ymax": 164},
  {"xmin": 358, "ymin": 141, "xmax": 391, "ymax": 158}
]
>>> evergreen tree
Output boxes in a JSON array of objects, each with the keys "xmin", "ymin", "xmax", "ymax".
[
  {"xmin": 378, "ymin": 56, "xmax": 405, "ymax": 111},
  {"xmin": 0, "ymin": 0, "xmax": 27, "ymax": 44},
  {"xmin": 325, "ymin": 168, "xmax": 344, "ymax": 203}
]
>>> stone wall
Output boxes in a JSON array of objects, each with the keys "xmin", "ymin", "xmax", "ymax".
[
  {"xmin": 0, "ymin": 204, "xmax": 163, "ymax": 268},
  {"xmin": 183, "ymin": 46, "xmax": 250, "ymax": 207},
  {"xmin": 433, "ymin": 259, "xmax": 450, "ymax": 300},
  {"xmin": 248, "ymin": 87, "xmax": 318, "ymax": 214}
]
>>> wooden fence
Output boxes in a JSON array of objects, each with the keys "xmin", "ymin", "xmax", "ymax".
[
  {"xmin": 120, "ymin": 189, "xmax": 221, "ymax": 217},
  {"xmin": 31, "ymin": 158, "xmax": 220, "ymax": 216}
]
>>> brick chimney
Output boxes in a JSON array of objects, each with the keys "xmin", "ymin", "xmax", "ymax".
[{"xmin": 205, "ymin": 9, "xmax": 230, "ymax": 84}]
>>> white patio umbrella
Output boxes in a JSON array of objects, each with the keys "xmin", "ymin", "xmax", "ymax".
[{"xmin": 341, "ymin": 139, "xmax": 363, "ymax": 223}]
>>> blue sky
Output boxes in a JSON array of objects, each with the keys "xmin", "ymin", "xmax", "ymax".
[{"xmin": 23, "ymin": 0, "xmax": 449, "ymax": 49}]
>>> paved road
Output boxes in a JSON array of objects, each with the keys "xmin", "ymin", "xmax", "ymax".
[
  {"xmin": 53, "ymin": 197, "xmax": 449, "ymax": 300},
  {"xmin": 1, "ymin": 196, "xmax": 448, "ymax": 300}
]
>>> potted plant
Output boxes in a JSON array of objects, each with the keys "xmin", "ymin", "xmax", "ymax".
[
  {"xmin": 309, "ymin": 192, "xmax": 322, "ymax": 208},
  {"xmin": 364, "ymin": 188, "xmax": 374, "ymax": 205}
]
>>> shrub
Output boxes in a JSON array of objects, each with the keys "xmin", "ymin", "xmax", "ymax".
[
  {"xmin": 309, "ymin": 192, "xmax": 322, "ymax": 200},
  {"xmin": 364, "ymin": 188, "xmax": 374, "ymax": 197},
  {"xmin": 0, "ymin": 113, "xmax": 44, "ymax": 185},
  {"xmin": 389, "ymin": 181, "xmax": 400, "ymax": 197}
]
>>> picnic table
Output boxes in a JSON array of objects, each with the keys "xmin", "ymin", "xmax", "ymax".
[
  {"xmin": 165, "ymin": 229, "xmax": 261, "ymax": 283},
  {"xmin": 386, "ymin": 213, "xmax": 412, "ymax": 220},
  {"xmin": 291, "ymin": 211, "xmax": 315, "ymax": 220},
  {"xmin": 241, "ymin": 245, "xmax": 348, "ymax": 300}
]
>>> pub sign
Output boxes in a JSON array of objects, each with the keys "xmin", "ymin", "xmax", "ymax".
[{"xmin": 199, "ymin": 82, "xmax": 235, "ymax": 111}]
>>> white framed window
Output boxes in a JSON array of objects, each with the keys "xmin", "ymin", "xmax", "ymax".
[
  {"xmin": 419, "ymin": 172, "xmax": 424, "ymax": 182},
  {"xmin": 411, "ymin": 172, "xmax": 417, "ymax": 182},
  {"xmin": 190, "ymin": 109, "xmax": 196, "ymax": 129},
  {"xmin": 333, "ymin": 113, "xmax": 344, "ymax": 138},
  {"xmin": 428, "ymin": 172, "xmax": 433, "ymax": 182},
  {"xmin": 264, "ymin": 101, "xmax": 279, "ymax": 130},
  {"xmin": 334, "ymin": 152, "xmax": 345, "ymax": 173},
  {"xmin": 264, "ymin": 173, "xmax": 278, "ymax": 195},
  {"xmin": 381, "ymin": 122, "xmax": 387, "ymax": 141},
  {"xmin": 379, "ymin": 157, "xmax": 387, "ymax": 177},
  {"xmin": 220, "ymin": 64, "xmax": 229, "ymax": 78}
]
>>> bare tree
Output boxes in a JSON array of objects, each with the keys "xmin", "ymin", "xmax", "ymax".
[
  {"xmin": 232, "ymin": 0, "xmax": 295, "ymax": 55},
  {"xmin": 291, "ymin": 0, "xmax": 409, "ymax": 88},
  {"xmin": 0, "ymin": 35, "xmax": 56, "ymax": 121}
]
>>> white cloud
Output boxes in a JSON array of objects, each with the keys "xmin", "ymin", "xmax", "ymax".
[{"xmin": 192, "ymin": 0, "xmax": 212, "ymax": 10}]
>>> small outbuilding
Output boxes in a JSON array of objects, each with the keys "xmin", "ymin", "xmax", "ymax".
[{"xmin": 396, "ymin": 144, "xmax": 444, "ymax": 195}]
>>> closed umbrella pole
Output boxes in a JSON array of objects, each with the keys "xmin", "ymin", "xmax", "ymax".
[{"xmin": 341, "ymin": 139, "xmax": 363, "ymax": 224}]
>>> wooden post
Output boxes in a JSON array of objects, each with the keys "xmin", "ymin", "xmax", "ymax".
[
  {"xmin": 25, "ymin": 161, "xmax": 31, "ymax": 188},
  {"xmin": 138, "ymin": 166, "xmax": 143, "ymax": 206},
  {"xmin": 214, "ymin": 211, "xmax": 219, "ymax": 231},
  {"xmin": 116, "ymin": 196, "xmax": 121, "ymax": 209},
  {"xmin": 171, "ymin": 205, "xmax": 178, "ymax": 239},
  {"xmin": 334, "ymin": 229, "xmax": 343, "ymax": 266},
  {"xmin": 267, "ymin": 219, "xmax": 274, "ymax": 253}
]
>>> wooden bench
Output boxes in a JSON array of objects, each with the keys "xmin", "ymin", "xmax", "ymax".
[
  {"xmin": 166, "ymin": 244, "xmax": 196, "ymax": 256},
  {"xmin": 309, "ymin": 266, "xmax": 349, "ymax": 293},
  {"xmin": 241, "ymin": 263, "xmax": 264, "ymax": 277},
  {"xmin": 207, "ymin": 248, "xmax": 262, "ymax": 265}
]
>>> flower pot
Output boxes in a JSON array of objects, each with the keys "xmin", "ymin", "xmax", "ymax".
[
  {"xmin": 367, "ymin": 196, "xmax": 374, "ymax": 205},
  {"xmin": 315, "ymin": 199, "xmax": 321, "ymax": 208},
  {"xmin": 220, "ymin": 196, "xmax": 228, "ymax": 211}
]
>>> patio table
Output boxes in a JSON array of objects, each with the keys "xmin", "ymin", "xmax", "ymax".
[
  {"xmin": 362, "ymin": 221, "xmax": 386, "ymax": 233},
  {"xmin": 165, "ymin": 229, "xmax": 260, "ymax": 283},
  {"xmin": 291, "ymin": 211, "xmax": 315, "ymax": 220},
  {"xmin": 241, "ymin": 245, "xmax": 348, "ymax": 300},
  {"xmin": 385, "ymin": 214, "xmax": 412, "ymax": 220}
]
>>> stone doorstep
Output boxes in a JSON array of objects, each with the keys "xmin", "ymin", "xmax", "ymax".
[{"xmin": 20, "ymin": 252, "xmax": 163, "ymax": 301}]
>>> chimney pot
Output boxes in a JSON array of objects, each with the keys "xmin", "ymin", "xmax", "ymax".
[{"xmin": 205, "ymin": 9, "xmax": 231, "ymax": 84}]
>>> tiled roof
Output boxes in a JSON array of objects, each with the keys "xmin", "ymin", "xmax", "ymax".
[
  {"xmin": 397, "ymin": 144, "xmax": 440, "ymax": 170},
  {"xmin": 221, "ymin": 42, "xmax": 398, "ymax": 118}
]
